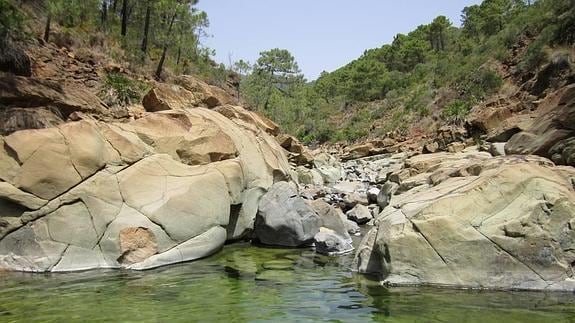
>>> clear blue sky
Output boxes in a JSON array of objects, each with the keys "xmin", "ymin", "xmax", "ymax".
[{"xmin": 196, "ymin": 0, "xmax": 482, "ymax": 80}]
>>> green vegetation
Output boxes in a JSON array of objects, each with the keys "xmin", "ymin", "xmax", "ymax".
[
  {"xmin": 2, "ymin": 0, "xmax": 573, "ymax": 143},
  {"xmin": 238, "ymin": 0, "xmax": 574, "ymax": 144},
  {"xmin": 0, "ymin": 0, "xmax": 24, "ymax": 39},
  {"xmin": 443, "ymin": 100, "xmax": 471, "ymax": 122},
  {"xmin": 0, "ymin": 0, "xmax": 30, "ymax": 76},
  {"xmin": 10, "ymin": 0, "xmax": 224, "ymax": 83},
  {"xmin": 100, "ymin": 72, "xmax": 150, "ymax": 106}
]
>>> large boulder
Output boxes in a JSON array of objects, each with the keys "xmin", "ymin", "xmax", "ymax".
[
  {"xmin": 313, "ymin": 152, "xmax": 343, "ymax": 184},
  {"xmin": 254, "ymin": 182, "xmax": 320, "ymax": 247},
  {"xmin": 295, "ymin": 166, "xmax": 324, "ymax": 186},
  {"xmin": 310, "ymin": 200, "xmax": 354, "ymax": 255},
  {"xmin": 346, "ymin": 204, "xmax": 373, "ymax": 225},
  {"xmin": 550, "ymin": 137, "xmax": 575, "ymax": 167},
  {"xmin": 354, "ymin": 154, "xmax": 575, "ymax": 291},
  {"xmin": 0, "ymin": 102, "xmax": 291, "ymax": 272},
  {"xmin": 376, "ymin": 182, "xmax": 399, "ymax": 209},
  {"xmin": 142, "ymin": 83, "xmax": 202, "ymax": 112},
  {"xmin": 175, "ymin": 75, "xmax": 236, "ymax": 108}
]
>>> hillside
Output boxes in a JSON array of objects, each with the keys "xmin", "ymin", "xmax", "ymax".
[
  {"xmin": 0, "ymin": 0, "xmax": 240, "ymax": 126},
  {"xmin": 237, "ymin": 0, "xmax": 574, "ymax": 146}
]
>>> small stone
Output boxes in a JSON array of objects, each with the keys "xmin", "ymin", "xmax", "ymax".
[
  {"xmin": 314, "ymin": 228, "xmax": 354, "ymax": 255},
  {"xmin": 367, "ymin": 187, "xmax": 380, "ymax": 204},
  {"xmin": 346, "ymin": 204, "xmax": 373, "ymax": 225},
  {"xmin": 424, "ymin": 141, "xmax": 440, "ymax": 153}
]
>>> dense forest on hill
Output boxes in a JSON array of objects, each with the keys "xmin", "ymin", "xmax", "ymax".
[
  {"xmin": 0, "ymin": 0, "xmax": 227, "ymax": 86},
  {"xmin": 237, "ymin": 0, "xmax": 574, "ymax": 143},
  {"xmin": 1, "ymin": 0, "xmax": 573, "ymax": 145}
]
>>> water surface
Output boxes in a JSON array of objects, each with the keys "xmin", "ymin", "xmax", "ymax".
[{"xmin": 1, "ymin": 243, "xmax": 574, "ymax": 322}]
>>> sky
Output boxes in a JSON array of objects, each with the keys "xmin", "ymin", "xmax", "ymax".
[{"xmin": 196, "ymin": 0, "xmax": 483, "ymax": 80}]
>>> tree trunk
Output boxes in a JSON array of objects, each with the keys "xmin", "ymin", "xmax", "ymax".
[
  {"xmin": 121, "ymin": 0, "xmax": 128, "ymax": 36},
  {"xmin": 155, "ymin": 9, "xmax": 178, "ymax": 80},
  {"xmin": 141, "ymin": 2, "xmax": 151, "ymax": 54},
  {"xmin": 263, "ymin": 82, "xmax": 273, "ymax": 110},
  {"xmin": 44, "ymin": 13, "xmax": 51, "ymax": 42},
  {"xmin": 439, "ymin": 30, "xmax": 445, "ymax": 51},
  {"xmin": 113, "ymin": 0, "xmax": 118, "ymax": 11},
  {"xmin": 155, "ymin": 47, "xmax": 168, "ymax": 80},
  {"xmin": 101, "ymin": 1, "xmax": 108, "ymax": 31}
]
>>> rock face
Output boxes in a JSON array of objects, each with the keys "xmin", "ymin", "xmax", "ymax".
[
  {"xmin": 276, "ymin": 134, "xmax": 314, "ymax": 166},
  {"xmin": 0, "ymin": 76, "xmax": 109, "ymax": 134},
  {"xmin": 0, "ymin": 89, "xmax": 291, "ymax": 272},
  {"xmin": 506, "ymin": 84, "xmax": 575, "ymax": 165},
  {"xmin": 342, "ymin": 139, "xmax": 398, "ymax": 161},
  {"xmin": 255, "ymin": 182, "xmax": 320, "ymax": 247},
  {"xmin": 354, "ymin": 151, "xmax": 575, "ymax": 291}
]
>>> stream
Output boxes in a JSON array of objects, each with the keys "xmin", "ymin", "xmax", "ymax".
[{"xmin": 1, "ymin": 240, "xmax": 575, "ymax": 322}]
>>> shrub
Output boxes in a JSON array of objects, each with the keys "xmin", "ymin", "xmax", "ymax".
[
  {"xmin": 459, "ymin": 68, "xmax": 502, "ymax": 100},
  {"xmin": 0, "ymin": 0, "xmax": 24, "ymax": 40},
  {"xmin": 443, "ymin": 99, "xmax": 470, "ymax": 122},
  {"xmin": 100, "ymin": 73, "xmax": 149, "ymax": 106}
]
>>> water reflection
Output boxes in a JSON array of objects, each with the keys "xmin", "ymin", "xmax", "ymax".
[{"xmin": 0, "ymin": 243, "xmax": 574, "ymax": 322}]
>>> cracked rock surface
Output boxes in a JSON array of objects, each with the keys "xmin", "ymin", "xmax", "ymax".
[
  {"xmin": 352, "ymin": 150, "xmax": 575, "ymax": 291},
  {"xmin": 0, "ymin": 104, "xmax": 291, "ymax": 272}
]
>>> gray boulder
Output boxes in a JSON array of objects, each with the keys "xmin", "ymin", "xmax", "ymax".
[
  {"xmin": 255, "ymin": 182, "xmax": 320, "ymax": 247},
  {"xmin": 314, "ymin": 228, "xmax": 354, "ymax": 255},
  {"xmin": 309, "ymin": 199, "xmax": 352, "ymax": 242},
  {"xmin": 376, "ymin": 182, "xmax": 399, "ymax": 209},
  {"xmin": 345, "ymin": 219, "xmax": 361, "ymax": 235},
  {"xmin": 489, "ymin": 142, "xmax": 507, "ymax": 156}
]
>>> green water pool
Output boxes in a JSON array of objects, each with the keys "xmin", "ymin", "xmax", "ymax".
[{"xmin": 0, "ymin": 243, "xmax": 574, "ymax": 322}]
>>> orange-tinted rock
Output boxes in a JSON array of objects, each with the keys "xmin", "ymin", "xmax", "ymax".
[{"xmin": 118, "ymin": 227, "xmax": 158, "ymax": 265}]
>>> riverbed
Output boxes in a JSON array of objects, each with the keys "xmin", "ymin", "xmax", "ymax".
[{"xmin": 1, "ymin": 242, "xmax": 574, "ymax": 322}]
